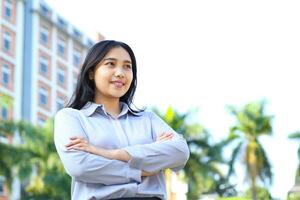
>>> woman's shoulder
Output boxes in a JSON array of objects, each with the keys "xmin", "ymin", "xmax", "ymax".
[
  {"xmin": 135, "ymin": 109, "xmax": 158, "ymax": 119},
  {"xmin": 55, "ymin": 107, "xmax": 82, "ymax": 119}
]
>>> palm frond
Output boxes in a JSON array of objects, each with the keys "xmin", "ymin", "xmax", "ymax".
[
  {"xmin": 227, "ymin": 141, "xmax": 243, "ymax": 179},
  {"xmin": 289, "ymin": 131, "xmax": 300, "ymax": 139}
]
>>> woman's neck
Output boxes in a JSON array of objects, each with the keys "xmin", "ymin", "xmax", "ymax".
[{"xmin": 94, "ymin": 96, "xmax": 121, "ymax": 117}]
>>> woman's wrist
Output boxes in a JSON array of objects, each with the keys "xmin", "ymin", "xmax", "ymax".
[
  {"xmin": 89, "ymin": 145, "xmax": 101, "ymax": 155},
  {"xmin": 95, "ymin": 149, "xmax": 117, "ymax": 160},
  {"xmin": 113, "ymin": 149, "xmax": 131, "ymax": 162},
  {"xmin": 88, "ymin": 146, "xmax": 131, "ymax": 162}
]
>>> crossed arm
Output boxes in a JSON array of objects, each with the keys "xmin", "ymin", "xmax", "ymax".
[
  {"xmin": 54, "ymin": 109, "xmax": 189, "ymax": 185},
  {"xmin": 65, "ymin": 132, "xmax": 174, "ymax": 176}
]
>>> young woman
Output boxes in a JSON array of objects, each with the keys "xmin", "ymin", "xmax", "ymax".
[{"xmin": 54, "ymin": 40, "xmax": 190, "ymax": 200}]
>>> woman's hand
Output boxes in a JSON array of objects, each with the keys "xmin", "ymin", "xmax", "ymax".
[
  {"xmin": 139, "ymin": 133, "xmax": 173, "ymax": 177},
  {"xmin": 66, "ymin": 137, "xmax": 161, "ymax": 177},
  {"xmin": 65, "ymin": 136, "xmax": 98, "ymax": 154},
  {"xmin": 142, "ymin": 170, "xmax": 159, "ymax": 177},
  {"xmin": 156, "ymin": 132, "xmax": 173, "ymax": 142},
  {"xmin": 65, "ymin": 137, "xmax": 130, "ymax": 161}
]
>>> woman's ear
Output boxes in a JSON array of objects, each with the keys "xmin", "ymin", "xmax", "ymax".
[{"xmin": 88, "ymin": 71, "xmax": 94, "ymax": 80}]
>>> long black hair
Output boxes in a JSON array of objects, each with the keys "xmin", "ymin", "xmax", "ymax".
[{"xmin": 67, "ymin": 40, "xmax": 144, "ymax": 114}]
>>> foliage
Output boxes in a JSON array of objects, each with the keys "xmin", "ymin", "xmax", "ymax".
[
  {"xmin": 0, "ymin": 118, "xmax": 71, "ymax": 199},
  {"xmin": 154, "ymin": 107, "xmax": 236, "ymax": 199},
  {"xmin": 288, "ymin": 131, "xmax": 300, "ymax": 180},
  {"xmin": 243, "ymin": 186, "xmax": 272, "ymax": 200},
  {"xmin": 227, "ymin": 100, "xmax": 273, "ymax": 200},
  {"xmin": 218, "ymin": 197, "xmax": 250, "ymax": 200},
  {"xmin": 218, "ymin": 186, "xmax": 272, "ymax": 200}
]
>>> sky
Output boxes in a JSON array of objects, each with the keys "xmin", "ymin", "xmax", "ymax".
[{"xmin": 46, "ymin": 0, "xmax": 300, "ymax": 198}]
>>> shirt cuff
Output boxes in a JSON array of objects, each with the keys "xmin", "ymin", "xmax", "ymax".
[
  {"xmin": 127, "ymin": 165, "xmax": 142, "ymax": 183},
  {"xmin": 123, "ymin": 146, "xmax": 143, "ymax": 169}
]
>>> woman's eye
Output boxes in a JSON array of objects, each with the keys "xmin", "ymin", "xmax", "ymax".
[
  {"xmin": 106, "ymin": 62, "xmax": 114, "ymax": 66},
  {"xmin": 125, "ymin": 65, "xmax": 132, "ymax": 69}
]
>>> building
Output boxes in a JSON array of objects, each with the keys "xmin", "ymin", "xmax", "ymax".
[{"xmin": 0, "ymin": 0, "xmax": 103, "ymax": 199}]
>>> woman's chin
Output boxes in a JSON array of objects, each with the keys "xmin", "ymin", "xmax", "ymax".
[{"xmin": 109, "ymin": 93, "xmax": 127, "ymax": 99}]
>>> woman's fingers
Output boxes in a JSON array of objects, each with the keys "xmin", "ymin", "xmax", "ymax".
[
  {"xmin": 142, "ymin": 170, "xmax": 158, "ymax": 177},
  {"xmin": 156, "ymin": 132, "xmax": 173, "ymax": 142},
  {"xmin": 67, "ymin": 140, "xmax": 88, "ymax": 148},
  {"xmin": 67, "ymin": 143, "xmax": 87, "ymax": 151},
  {"xmin": 158, "ymin": 132, "xmax": 173, "ymax": 139},
  {"xmin": 65, "ymin": 137, "xmax": 88, "ymax": 147}
]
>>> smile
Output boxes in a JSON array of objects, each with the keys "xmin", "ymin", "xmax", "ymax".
[{"xmin": 111, "ymin": 81, "xmax": 125, "ymax": 88}]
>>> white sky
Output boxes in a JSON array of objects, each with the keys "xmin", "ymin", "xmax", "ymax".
[{"xmin": 46, "ymin": 0, "xmax": 300, "ymax": 198}]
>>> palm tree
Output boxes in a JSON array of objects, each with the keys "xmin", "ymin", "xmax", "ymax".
[
  {"xmin": 0, "ymin": 93, "xmax": 70, "ymax": 199},
  {"xmin": 0, "ymin": 93, "xmax": 16, "ymax": 190},
  {"xmin": 0, "ymin": 118, "xmax": 70, "ymax": 199},
  {"xmin": 227, "ymin": 100, "xmax": 273, "ymax": 200},
  {"xmin": 288, "ymin": 131, "xmax": 300, "ymax": 181},
  {"xmin": 0, "ymin": 121, "xmax": 18, "ymax": 189},
  {"xmin": 16, "ymin": 119, "xmax": 71, "ymax": 200},
  {"xmin": 154, "ymin": 107, "xmax": 234, "ymax": 199}
]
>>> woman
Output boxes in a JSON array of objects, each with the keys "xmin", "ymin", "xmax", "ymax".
[{"xmin": 54, "ymin": 40, "xmax": 190, "ymax": 200}]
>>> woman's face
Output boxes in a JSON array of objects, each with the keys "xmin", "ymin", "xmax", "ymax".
[{"xmin": 91, "ymin": 47, "xmax": 133, "ymax": 101}]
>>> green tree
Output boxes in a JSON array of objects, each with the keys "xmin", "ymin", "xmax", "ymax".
[
  {"xmin": 0, "ymin": 93, "xmax": 16, "ymax": 189},
  {"xmin": 243, "ymin": 186, "xmax": 272, "ymax": 200},
  {"xmin": 17, "ymin": 119, "xmax": 71, "ymax": 200},
  {"xmin": 288, "ymin": 131, "xmax": 300, "ymax": 181},
  {"xmin": 155, "ymin": 107, "xmax": 235, "ymax": 199},
  {"xmin": 0, "ymin": 120, "xmax": 20, "ymax": 189},
  {"xmin": 0, "ymin": 118, "xmax": 70, "ymax": 199},
  {"xmin": 227, "ymin": 100, "xmax": 273, "ymax": 200},
  {"xmin": 0, "ymin": 93, "xmax": 70, "ymax": 199}
]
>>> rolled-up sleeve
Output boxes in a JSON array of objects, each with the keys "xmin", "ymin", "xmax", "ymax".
[
  {"xmin": 123, "ymin": 111, "xmax": 190, "ymax": 172},
  {"xmin": 54, "ymin": 108, "xmax": 141, "ymax": 185}
]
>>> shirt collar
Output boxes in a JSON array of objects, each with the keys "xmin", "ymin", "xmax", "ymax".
[
  {"xmin": 80, "ymin": 102, "xmax": 100, "ymax": 117},
  {"xmin": 80, "ymin": 101, "xmax": 142, "ymax": 117}
]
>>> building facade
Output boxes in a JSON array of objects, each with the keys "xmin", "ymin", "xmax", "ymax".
[{"xmin": 0, "ymin": 0, "xmax": 102, "ymax": 199}]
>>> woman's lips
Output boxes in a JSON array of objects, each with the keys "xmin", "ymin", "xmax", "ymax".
[{"xmin": 111, "ymin": 81, "xmax": 125, "ymax": 88}]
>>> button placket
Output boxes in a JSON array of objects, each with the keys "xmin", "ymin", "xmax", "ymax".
[{"xmin": 109, "ymin": 117, "xmax": 129, "ymax": 147}]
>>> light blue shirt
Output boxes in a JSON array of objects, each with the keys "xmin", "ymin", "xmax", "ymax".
[{"xmin": 54, "ymin": 102, "xmax": 190, "ymax": 200}]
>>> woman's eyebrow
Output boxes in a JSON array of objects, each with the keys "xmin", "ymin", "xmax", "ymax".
[
  {"xmin": 103, "ymin": 58, "xmax": 131, "ymax": 63},
  {"xmin": 124, "ymin": 60, "xmax": 132, "ymax": 64},
  {"xmin": 103, "ymin": 58, "xmax": 117, "ymax": 62}
]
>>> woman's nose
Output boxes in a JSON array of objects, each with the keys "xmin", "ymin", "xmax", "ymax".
[{"xmin": 114, "ymin": 67, "xmax": 125, "ymax": 78}]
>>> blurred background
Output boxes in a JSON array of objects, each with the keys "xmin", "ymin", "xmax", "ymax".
[{"xmin": 0, "ymin": 0, "xmax": 299, "ymax": 199}]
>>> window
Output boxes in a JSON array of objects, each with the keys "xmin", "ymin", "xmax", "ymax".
[
  {"xmin": 38, "ymin": 87, "xmax": 48, "ymax": 106},
  {"xmin": 1, "ymin": 107, "xmax": 8, "ymax": 119},
  {"xmin": 73, "ymin": 49, "xmax": 81, "ymax": 67},
  {"xmin": 40, "ymin": 3, "xmax": 50, "ymax": 17},
  {"xmin": 56, "ymin": 97, "xmax": 64, "ymax": 111},
  {"xmin": 40, "ymin": 26, "xmax": 49, "ymax": 45},
  {"xmin": 57, "ymin": 68, "xmax": 65, "ymax": 85},
  {"xmin": 57, "ymin": 37, "xmax": 65, "ymax": 57},
  {"xmin": 4, "ymin": 0, "xmax": 12, "ymax": 20},
  {"xmin": 73, "ymin": 28, "xmax": 82, "ymax": 39},
  {"xmin": 3, "ymin": 31, "xmax": 11, "ymax": 51},
  {"xmin": 37, "ymin": 117, "xmax": 46, "ymax": 126},
  {"xmin": 39, "ymin": 56, "xmax": 48, "ymax": 74},
  {"xmin": 2, "ymin": 64, "xmax": 10, "ymax": 86},
  {"xmin": 57, "ymin": 17, "xmax": 67, "ymax": 29}
]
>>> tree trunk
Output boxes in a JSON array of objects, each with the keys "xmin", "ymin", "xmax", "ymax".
[{"xmin": 251, "ymin": 177, "xmax": 257, "ymax": 200}]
